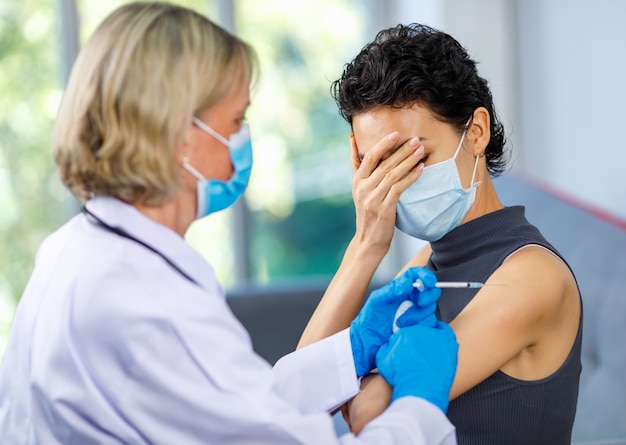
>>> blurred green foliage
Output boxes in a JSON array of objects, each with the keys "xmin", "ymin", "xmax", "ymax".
[
  {"xmin": 236, "ymin": 0, "xmax": 372, "ymax": 283},
  {"xmin": 0, "ymin": 0, "xmax": 71, "ymax": 351}
]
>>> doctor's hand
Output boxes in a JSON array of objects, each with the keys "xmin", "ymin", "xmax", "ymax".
[
  {"xmin": 377, "ymin": 321, "xmax": 459, "ymax": 413},
  {"xmin": 349, "ymin": 267, "xmax": 440, "ymax": 377},
  {"xmin": 349, "ymin": 132, "xmax": 423, "ymax": 257},
  {"xmin": 393, "ymin": 269, "xmax": 442, "ymax": 330}
]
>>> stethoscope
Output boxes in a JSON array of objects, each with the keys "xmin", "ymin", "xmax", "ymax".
[{"xmin": 81, "ymin": 206, "xmax": 198, "ymax": 285}]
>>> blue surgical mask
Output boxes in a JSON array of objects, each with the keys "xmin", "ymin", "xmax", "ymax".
[
  {"xmin": 395, "ymin": 126, "xmax": 480, "ymax": 241},
  {"xmin": 182, "ymin": 117, "xmax": 252, "ymax": 219}
]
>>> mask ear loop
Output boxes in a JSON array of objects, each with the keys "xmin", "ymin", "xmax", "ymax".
[
  {"xmin": 192, "ymin": 117, "xmax": 230, "ymax": 147},
  {"xmin": 452, "ymin": 117, "xmax": 473, "ymax": 159},
  {"xmin": 182, "ymin": 157, "xmax": 206, "ymax": 181},
  {"xmin": 467, "ymin": 115, "xmax": 481, "ymax": 187},
  {"xmin": 470, "ymin": 153, "xmax": 480, "ymax": 186},
  {"xmin": 453, "ymin": 117, "xmax": 480, "ymax": 187},
  {"xmin": 452, "ymin": 130, "xmax": 468, "ymax": 159}
]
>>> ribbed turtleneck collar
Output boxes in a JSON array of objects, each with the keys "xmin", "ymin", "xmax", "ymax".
[{"xmin": 429, "ymin": 206, "xmax": 527, "ymax": 268}]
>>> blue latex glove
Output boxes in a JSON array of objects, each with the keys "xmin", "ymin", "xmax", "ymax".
[
  {"xmin": 376, "ymin": 321, "xmax": 458, "ymax": 413},
  {"xmin": 394, "ymin": 273, "xmax": 442, "ymax": 330},
  {"xmin": 349, "ymin": 267, "xmax": 440, "ymax": 377}
]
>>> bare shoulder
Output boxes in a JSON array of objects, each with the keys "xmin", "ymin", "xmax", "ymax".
[{"xmin": 496, "ymin": 244, "xmax": 578, "ymax": 317}]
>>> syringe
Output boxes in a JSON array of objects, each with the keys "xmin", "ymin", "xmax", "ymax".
[{"xmin": 413, "ymin": 280, "xmax": 484, "ymax": 292}]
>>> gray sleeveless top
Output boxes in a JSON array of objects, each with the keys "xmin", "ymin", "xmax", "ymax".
[{"xmin": 428, "ymin": 206, "xmax": 582, "ymax": 445}]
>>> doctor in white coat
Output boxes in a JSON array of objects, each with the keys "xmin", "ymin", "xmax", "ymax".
[{"xmin": 0, "ymin": 2, "xmax": 459, "ymax": 444}]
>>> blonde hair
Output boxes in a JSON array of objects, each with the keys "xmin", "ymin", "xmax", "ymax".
[{"xmin": 54, "ymin": 2, "xmax": 257, "ymax": 204}]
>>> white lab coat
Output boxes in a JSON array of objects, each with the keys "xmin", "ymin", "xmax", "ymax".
[{"xmin": 0, "ymin": 196, "xmax": 456, "ymax": 445}]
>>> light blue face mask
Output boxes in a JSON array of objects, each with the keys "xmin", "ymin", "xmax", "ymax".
[
  {"xmin": 182, "ymin": 118, "xmax": 253, "ymax": 219},
  {"xmin": 395, "ymin": 125, "xmax": 480, "ymax": 242}
]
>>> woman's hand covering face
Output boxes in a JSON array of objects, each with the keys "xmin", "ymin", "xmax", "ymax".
[{"xmin": 349, "ymin": 131, "xmax": 424, "ymax": 255}]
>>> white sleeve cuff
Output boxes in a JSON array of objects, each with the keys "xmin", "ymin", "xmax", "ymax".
[
  {"xmin": 357, "ymin": 397, "xmax": 457, "ymax": 445},
  {"xmin": 272, "ymin": 328, "xmax": 360, "ymax": 414}
]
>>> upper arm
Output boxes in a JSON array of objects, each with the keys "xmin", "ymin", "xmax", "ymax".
[{"xmin": 448, "ymin": 245, "xmax": 578, "ymax": 399}]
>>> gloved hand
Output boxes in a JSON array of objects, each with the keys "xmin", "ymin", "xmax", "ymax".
[
  {"xmin": 376, "ymin": 321, "xmax": 458, "ymax": 413},
  {"xmin": 393, "ymin": 272, "xmax": 442, "ymax": 330},
  {"xmin": 349, "ymin": 267, "xmax": 440, "ymax": 377}
]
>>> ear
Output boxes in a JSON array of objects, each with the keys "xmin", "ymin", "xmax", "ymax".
[
  {"xmin": 349, "ymin": 133, "xmax": 361, "ymax": 175},
  {"xmin": 469, "ymin": 107, "xmax": 490, "ymax": 156}
]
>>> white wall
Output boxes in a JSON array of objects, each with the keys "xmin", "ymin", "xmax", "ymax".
[{"xmin": 516, "ymin": 0, "xmax": 626, "ymax": 219}]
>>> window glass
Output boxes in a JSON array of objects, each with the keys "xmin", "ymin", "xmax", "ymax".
[{"xmin": 227, "ymin": 0, "xmax": 375, "ymax": 286}]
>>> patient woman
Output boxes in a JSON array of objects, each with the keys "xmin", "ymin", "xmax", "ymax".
[{"xmin": 298, "ymin": 24, "xmax": 582, "ymax": 445}]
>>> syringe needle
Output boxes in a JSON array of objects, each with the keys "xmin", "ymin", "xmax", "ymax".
[
  {"xmin": 413, "ymin": 280, "xmax": 484, "ymax": 291},
  {"xmin": 436, "ymin": 282, "xmax": 484, "ymax": 289}
]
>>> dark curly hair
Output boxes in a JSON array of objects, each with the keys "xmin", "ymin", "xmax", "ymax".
[{"xmin": 331, "ymin": 23, "xmax": 508, "ymax": 176}]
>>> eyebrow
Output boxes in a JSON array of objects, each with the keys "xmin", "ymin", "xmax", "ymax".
[{"xmin": 358, "ymin": 136, "xmax": 430, "ymax": 161}]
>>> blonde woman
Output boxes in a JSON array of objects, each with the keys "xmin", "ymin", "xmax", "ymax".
[{"xmin": 0, "ymin": 3, "xmax": 460, "ymax": 444}]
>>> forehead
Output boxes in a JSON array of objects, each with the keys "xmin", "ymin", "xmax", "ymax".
[{"xmin": 352, "ymin": 105, "xmax": 439, "ymax": 152}]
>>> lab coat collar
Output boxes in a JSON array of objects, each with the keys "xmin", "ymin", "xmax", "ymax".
[{"xmin": 84, "ymin": 196, "xmax": 217, "ymax": 292}]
